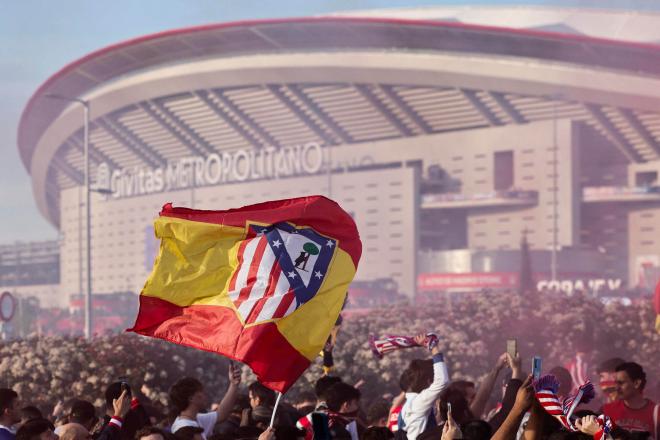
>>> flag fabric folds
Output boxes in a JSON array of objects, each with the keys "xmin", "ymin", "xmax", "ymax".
[{"xmin": 128, "ymin": 196, "xmax": 362, "ymax": 392}]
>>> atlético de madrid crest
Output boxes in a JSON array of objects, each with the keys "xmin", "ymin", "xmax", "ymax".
[{"xmin": 227, "ymin": 222, "xmax": 336, "ymax": 325}]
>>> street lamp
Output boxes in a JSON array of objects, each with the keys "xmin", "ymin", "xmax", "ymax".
[{"xmin": 44, "ymin": 93, "xmax": 93, "ymax": 339}]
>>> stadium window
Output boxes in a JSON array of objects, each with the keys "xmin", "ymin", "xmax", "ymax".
[
  {"xmin": 641, "ymin": 240, "xmax": 655, "ymax": 246},
  {"xmin": 389, "ymin": 194, "xmax": 402, "ymax": 199},
  {"xmin": 389, "ymin": 181, "xmax": 402, "ymax": 186},
  {"xmin": 451, "ymin": 156, "xmax": 463, "ymax": 161},
  {"xmin": 366, "ymin": 196, "xmax": 378, "ymax": 201},
  {"xmin": 641, "ymin": 226, "xmax": 655, "ymax": 232},
  {"xmin": 640, "ymin": 213, "xmax": 654, "ymax": 218},
  {"xmin": 494, "ymin": 151, "xmax": 514, "ymax": 190},
  {"xmin": 390, "ymin": 233, "xmax": 403, "ymax": 238},
  {"xmin": 475, "ymin": 179, "xmax": 487, "ymax": 184},
  {"xmin": 636, "ymin": 171, "xmax": 658, "ymax": 186}
]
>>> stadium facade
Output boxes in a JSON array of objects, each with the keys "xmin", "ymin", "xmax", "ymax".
[{"xmin": 14, "ymin": 6, "xmax": 660, "ymax": 307}]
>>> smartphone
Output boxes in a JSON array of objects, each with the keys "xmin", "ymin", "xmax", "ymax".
[
  {"xmin": 447, "ymin": 402, "xmax": 452, "ymax": 414},
  {"xmin": 312, "ymin": 412, "xmax": 331, "ymax": 440},
  {"xmin": 532, "ymin": 356, "xmax": 542, "ymax": 380},
  {"xmin": 506, "ymin": 339, "xmax": 518, "ymax": 358}
]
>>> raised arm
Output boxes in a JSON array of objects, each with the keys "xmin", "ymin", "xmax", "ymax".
[
  {"xmin": 408, "ymin": 334, "xmax": 449, "ymax": 417},
  {"xmin": 489, "ymin": 353, "xmax": 524, "ymax": 431},
  {"xmin": 470, "ymin": 353, "xmax": 507, "ymax": 418},
  {"xmin": 215, "ymin": 362, "xmax": 241, "ymax": 422}
]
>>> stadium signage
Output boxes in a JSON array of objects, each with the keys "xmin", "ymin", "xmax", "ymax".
[
  {"xmin": 536, "ymin": 278, "xmax": 622, "ymax": 294},
  {"xmin": 97, "ymin": 143, "xmax": 324, "ymax": 199}
]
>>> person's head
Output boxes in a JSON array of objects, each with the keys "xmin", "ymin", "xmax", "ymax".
[
  {"xmin": 314, "ymin": 376, "xmax": 342, "ymax": 402},
  {"xmin": 323, "ymin": 383, "xmax": 361, "ymax": 418},
  {"xmin": 401, "ymin": 359, "xmax": 433, "ymax": 393},
  {"xmin": 366, "ymin": 399, "xmax": 390, "ymax": 427},
  {"xmin": 16, "ymin": 418, "xmax": 57, "ymax": 440},
  {"xmin": 615, "ymin": 362, "xmax": 646, "ymax": 400},
  {"xmin": 462, "ymin": 420, "xmax": 493, "ymax": 440},
  {"xmin": 0, "ymin": 388, "xmax": 21, "ymax": 426},
  {"xmin": 451, "ymin": 381, "xmax": 477, "ymax": 404},
  {"xmin": 549, "ymin": 367, "xmax": 573, "ymax": 398},
  {"xmin": 597, "ymin": 358, "xmax": 626, "ymax": 403},
  {"xmin": 439, "ymin": 387, "xmax": 473, "ymax": 425},
  {"xmin": 105, "ymin": 382, "xmax": 132, "ymax": 411},
  {"xmin": 173, "ymin": 426, "xmax": 203, "ymax": 440},
  {"xmin": 170, "ymin": 378, "xmax": 205, "ymax": 414},
  {"xmin": 58, "ymin": 423, "xmax": 90, "ymax": 440},
  {"xmin": 361, "ymin": 426, "xmax": 395, "ymax": 440},
  {"xmin": 247, "ymin": 382, "xmax": 276, "ymax": 409},
  {"xmin": 135, "ymin": 427, "xmax": 168, "ymax": 440},
  {"xmin": 20, "ymin": 406, "xmax": 43, "ymax": 426},
  {"xmin": 69, "ymin": 400, "xmax": 97, "ymax": 431}
]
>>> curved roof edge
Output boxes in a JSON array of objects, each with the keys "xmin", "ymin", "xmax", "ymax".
[{"xmin": 18, "ymin": 15, "xmax": 660, "ymax": 172}]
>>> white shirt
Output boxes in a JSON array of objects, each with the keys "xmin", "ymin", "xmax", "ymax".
[
  {"xmin": 401, "ymin": 354, "xmax": 449, "ymax": 440},
  {"xmin": 171, "ymin": 412, "xmax": 218, "ymax": 439}
]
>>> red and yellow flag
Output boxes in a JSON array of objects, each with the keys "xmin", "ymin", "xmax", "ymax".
[{"xmin": 129, "ymin": 196, "xmax": 361, "ymax": 392}]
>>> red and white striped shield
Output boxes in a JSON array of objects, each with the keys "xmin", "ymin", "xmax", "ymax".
[{"xmin": 227, "ymin": 222, "xmax": 335, "ymax": 325}]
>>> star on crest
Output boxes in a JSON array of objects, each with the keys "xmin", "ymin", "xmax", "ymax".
[
  {"xmin": 272, "ymin": 239, "xmax": 282, "ymax": 248},
  {"xmin": 287, "ymin": 271, "xmax": 297, "ymax": 279},
  {"xmin": 314, "ymin": 271, "xmax": 324, "ymax": 279},
  {"xmin": 326, "ymin": 240, "xmax": 334, "ymax": 248}
]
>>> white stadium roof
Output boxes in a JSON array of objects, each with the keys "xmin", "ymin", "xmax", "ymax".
[{"xmin": 17, "ymin": 8, "xmax": 660, "ymax": 227}]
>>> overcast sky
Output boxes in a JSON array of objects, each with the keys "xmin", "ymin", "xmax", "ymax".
[{"xmin": 1, "ymin": 0, "xmax": 659, "ymax": 244}]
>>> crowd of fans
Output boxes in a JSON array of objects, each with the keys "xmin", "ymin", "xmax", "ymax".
[{"xmin": 0, "ymin": 290, "xmax": 658, "ymax": 440}]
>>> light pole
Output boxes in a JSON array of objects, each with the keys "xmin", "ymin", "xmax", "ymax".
[
  {"xmin": 551, "ymin": 94, "xmax": 560, "ymax": 283},
  {"xmin": 45, "ymin": 94, "xmax": 92, "ymax": 338}
]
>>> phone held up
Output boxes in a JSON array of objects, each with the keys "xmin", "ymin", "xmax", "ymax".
[{"xmin": 532, "ymin": 356, "xmax": 542, "ymax": 380}]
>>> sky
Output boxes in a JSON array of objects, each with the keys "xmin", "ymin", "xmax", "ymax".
[{"xmin": 1, "ymin": 0, "xmax": 660, "ymax": 244}]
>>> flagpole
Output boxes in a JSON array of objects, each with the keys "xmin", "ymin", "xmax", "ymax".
[{"xmin": 269, "ymin": 391, "xmax": 283, "ymax": 428}]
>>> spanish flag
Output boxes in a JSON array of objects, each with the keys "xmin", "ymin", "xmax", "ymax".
[{"xmin": 129, "ymin": 196, "xmax": 361, "ymax": 392}]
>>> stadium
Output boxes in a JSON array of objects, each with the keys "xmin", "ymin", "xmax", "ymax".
[{"xmin": 14, "ymin": 6, "xmax": 660, "ymax": 310}]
